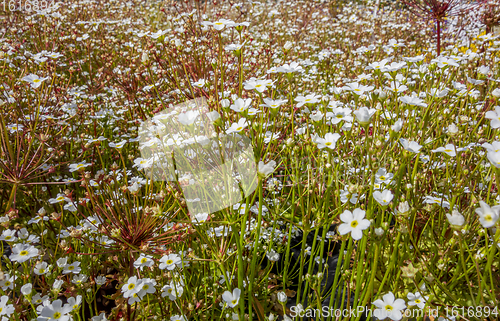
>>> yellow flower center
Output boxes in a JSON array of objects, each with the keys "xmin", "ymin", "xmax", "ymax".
[
  {"xmin": 20, "ymin": 250, "xmax": 29, "ymax": 256},
  {"xmin": 384, "ymin": 305, "xmax": 393, "ymax": 311},
  {"xmin": 350, "ymin": 220, "xmax": 359, "ymax": 228},
  {"xmin": 128, "ymin": 283, "xmax": 135, "ymax": 290},
  {"xmin": 53, "ymin": 312, "xmax": 61, "ymax": 319}
]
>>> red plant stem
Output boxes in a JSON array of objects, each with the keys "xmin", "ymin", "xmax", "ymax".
[{"xmin": 437, "ymin": 19, "xmax": 441, "ymax": 56}]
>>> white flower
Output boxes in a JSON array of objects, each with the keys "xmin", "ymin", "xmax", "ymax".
[
  {"xmin": 431, "ymin": 56, "xmax": 459, "ymax": 68},
  {"xmin": 68, "ymin": 161, "xmax": 92, "ymax": 172},
  {"xmin": 95, "ymin": 276, "xmax": 107, "ymax": 286},
  {"xmin": 266, "ymin": 249, "xmax": 280, "ymax": 262},
  {"xmin": 373, "ymin": 292, "xmax": 406, "ymax": 321},
  {"xmin": 67, "ymin": 295, "xmax": 82, "ymax": 311},
  {"xmin": 161, "ymin": 281, "xmax": 184, "ymax": 301},
  {"xmin": 192, "ymin": 79, "xmax": 206, "ymax": 88},
  {"xmin": 128, "ymin": 182, "xmax": 141, "ymax": 193},
  {"xmin": 159, "ymin": 254, "xmax": 181, "ymax": 270},
  {"xmin": 373, "ymin": 190, "xmax": 394, "ymax": 206},
  {"xmin": 338, "ymin": 208, "xmax": 371, "ymax": 240},
  {"xmin": 244, "ymin": 78, "xmax": 273, "ymax": 93},
  {"xmin": 277, "ymin": 291, "xmax": 287, "ymax": 303},
  {"xmin": 0, "ymin": 274, "xmax": 15, "ymax": 290},
  {"xmin": 32, "ymin": 293, "xmax": 49, "ymax": 305},
  {"xmin": 431, "ymin": 144, "xmax": 456, "ymax": 157},
  {"xmin": 367, "ymin": 58, "xmax": 390, "ymax": 70},
  {"xmin": 22, "ymin": 74, "xmax": 49, "ymax": 88},
  {"xmin": 226, "ymin": 118, "xmax": 248, "ymax": 134},
  {"xmin": 375, "ymin": 168, "xmax": 393, "ymax": 184},
  {"xmin": 399, "ymin": 95, "xmax": 427, "ymax": 108},
  {"xmin": 446, "ymin": 210, "xmax": 465, "ymax": 227},
  {"xmin": 482, "ymin": 141, "xmax": 500, "ymax": 153},
  {"xmin": 295, "ymin": 94, "xmax": 321, "ymax": 107},
  {"xmin": 258, "ymin": 160, "xmax": 276, "ymax": 177},
  {"xmin": 108, "ymin": 140, "xmax": 127, "ymax": 149},
  {"xmin": 407, "ymin": 292, "xmax": 428, "ymax": 309},
  {"xmin": 206, "ymin": 110, "xmax": 220, "ymax": 122},
  {"xmin": 315, "ymin": 133, "xmax": 341, "ymax": 150},
  {"xmin": 275, "ymin": 62, "xmax": 303, "ymax": 73},
  {"xmin": 91, "ymin": 313, "xmax": 108, "ymax": 321},
  {"xmin": 62, "ymin": 261, "xmax": 81, "ymax": 274},
  {"xmin": 397, "ymin": 201, "xmax": 410, "ymax": 215},
  {"xmin": 487, "ymin": 150, "xmax": 500, "ymax": 168},
  {"xmin": 391, "ymin": 119, "xmax": 403, "ymax": 132},
  {"xmin": 9, "ymin": 243, "xmax": 38, "ymax": 263},
  {"xmin": 121, "ymin": 276, "xmax": 143, "ymax": 298},
  {"xmin": 448, "ymin": 123, "xmax": 459, "ymax": 134},
  {"xmin": 49, "ymin": 193, "xmax": 70, "ymax": 204},
  {"xmin": 222, "ymin": 288, "xmax": 241, "ymax": 308},
  {"xmin": 225, "ymin": 42, "xmax": 246, "ymax": 52},
  {"xmin": 39, "ymin": 299, "xmax": 73, "ymax": 321},
  {"xmin": 399, "ymin": 138, "xmax": 422, "ymax": 153},
  {"xmin": 21, "ymin": 283, "xmax": 32, "ymax": 296},
  {"xmin": 261, "ymin": 98, "xmax": 287, "ymax": 109},
  {"xmin": 329, "ymin": 107, "xmax": 353, "ymax": 124},
  {"xmin": 133, "ymin": 254, "xmax": 154, "ymax": 270},
  {"xmin": 72, "ymin": 274, "xmax": 88, "ymax": 285},
  {"xmin": 137, "ymin": 278, "xmax": 156, "ymax": 297},
  {"xmin": 485, "ymin": 106, "xmax": 500, "ymax": 128},
  {"xmin": 53, "ymin": 279, "xmax": 64, "ymax": 289},
  {"xmin": 353, "ymin": 107, "xmax": 376, "ymax": 125},
  {"xmin": 492, "ymin": 88, "xmax": 500, "ymax": 98},
  {"xmin": 192, "ymin": 212, "xmax": 209, "ymax": 224},
  {"xmin": 0, "ymin": 296, "xmax": 14, "ymax": 317},
  {"xmin": 177, "ymin": 110, "xmax": 199, "ymax": 125},
  {"xmin": 475, "ymin": 201, "xmax": 500, "ymax": 228},
  {"xmin": 423, "ymin": 195, "xmax": 450, "ymax": 208},
  {"xmin": 204, "ymin": 19, "xmax": 234, "ymax": 31},
  {"xmin": 0, "ymin": 229, "xmax": 16, "ymax": 242},
  {"xmin": 170, "ymin": 315, "xmax": 187, "ymax": 321},
  {"xmin": 343, "ymin": 82, "xmax": 374, "ymax": 95},
  {"xmin": 230, "ymin": 98, "xmax": 252, "ymax": 113},
  {"xmin": 132, "ymin": 158, "xmax": 153, "ymax": 170}
]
